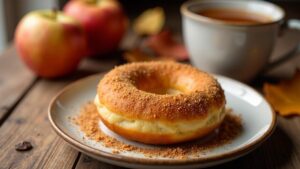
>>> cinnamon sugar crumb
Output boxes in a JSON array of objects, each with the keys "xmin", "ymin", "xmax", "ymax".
[{"xmin": 73, "ymin": 102, "xmax": 243, "ymax": 159}]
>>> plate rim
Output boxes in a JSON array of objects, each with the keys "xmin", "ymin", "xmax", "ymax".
[{"xmin": 48, "ymin": 73, "xmax": 276, "ymax": 166}]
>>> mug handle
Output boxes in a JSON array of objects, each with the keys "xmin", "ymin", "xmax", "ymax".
[{"xmin": 263, "ymin": 19, "xmax": 300, "ymax": 72}]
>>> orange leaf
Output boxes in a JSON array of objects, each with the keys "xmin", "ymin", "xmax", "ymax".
[
  {"xmin": 133, "ymin": 7, "xmax": 165, "ymax": 36},
  {"xmin": 263, "ymin": 70, "xmax": 300, "ymax": 116},
  {"xmin": 144, "ymin": 30, "xmax": 189, "ymax": 61},
  {"xmin": 123, "ymin": 49, "xmax": 170, "ymax": 63},
  {"xmin": 123, "ymin": 49, "xmax": 154, "ymax": 62}
]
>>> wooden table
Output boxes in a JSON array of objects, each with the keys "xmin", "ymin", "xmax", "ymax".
[{"xmin": 1, "ymin": 18, "xmax": 300, "ymax": 169}]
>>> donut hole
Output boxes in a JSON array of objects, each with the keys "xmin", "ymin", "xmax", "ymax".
[{"xmin": 135, "ymin": 75, "xmax": 183, "ymax": 95}]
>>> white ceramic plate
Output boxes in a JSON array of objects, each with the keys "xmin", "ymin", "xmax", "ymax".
[{"xmin": 48, "ymin": 73, "xmax": 276, "ymax": 169}]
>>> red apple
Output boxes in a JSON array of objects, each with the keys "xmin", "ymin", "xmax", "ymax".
[
  {"xmin": 15, "ymin": 10, "xmax": 87, "ymax": 78},
  {"xmin": 64, "ymin": 0, "xmax": 128, "ymax": 56}
]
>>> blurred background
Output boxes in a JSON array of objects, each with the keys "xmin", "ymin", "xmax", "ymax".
[{"xmin": 0, "ymin": 0, "xmax": 299, "ymax": 53}]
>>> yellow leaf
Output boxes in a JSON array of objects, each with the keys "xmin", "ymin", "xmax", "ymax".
[
  {"xmin": 263, "ymin": 70, "xmax": 300, "ymax": 116},
  {"xmin": 133, "ymin": 7, "xmax": 165, "ymax": 35}
]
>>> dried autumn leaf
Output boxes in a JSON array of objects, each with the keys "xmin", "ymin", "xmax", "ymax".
[
  {"xmin": 144, "ymin": 30, "xmax": 189, "ymax": 61},
  {"xmin": 123, "ymin": 49, "xmax": 171, "ymax": 63},
  {"xmin": 123, "ymin": 49, "xmax": 154, "ymax": 62},
  {"xmin": 133, "ymin": 7, "xmax": 165, "ymax": 35},
  {"xmin": 263, "ymin": 70, "xmax": 300, "ymax": 116}
]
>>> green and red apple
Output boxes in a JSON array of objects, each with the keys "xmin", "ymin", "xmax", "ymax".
[
  {"xmin": 64, "ymin": 0, "xmax": 128, "ymax": 56},
  {"xmin": 15, "ymin": 10, "xmax": 87, "ymax": 78}
]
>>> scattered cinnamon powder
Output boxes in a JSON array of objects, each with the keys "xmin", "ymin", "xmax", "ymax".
[{"xmin": 73, "ymin": 102, "xmax": 242, "ymax": 159}]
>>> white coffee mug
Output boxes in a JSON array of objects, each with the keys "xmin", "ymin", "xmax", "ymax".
[{"xmin": 181, "ymin": 0, "xmax": 285, "ymax": 81}]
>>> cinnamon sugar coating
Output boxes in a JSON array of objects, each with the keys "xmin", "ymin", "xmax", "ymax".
[{"xmin": 97, "ymin": 61, "xmax": 225, "ymax": 121}]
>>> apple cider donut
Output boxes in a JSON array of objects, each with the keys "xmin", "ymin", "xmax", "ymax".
[{"xmin": 95, "ymin": 61, "xmax": 226, "ymax": 144}]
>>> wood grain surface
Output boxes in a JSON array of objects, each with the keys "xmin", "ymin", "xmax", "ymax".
[
  {"xmin": 0, "ymin": 46, "xmax": 36, "ymax": 124},
  {"xmin": 0, "ymin": 79, "xmax": 79, "ymax": 169}
]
